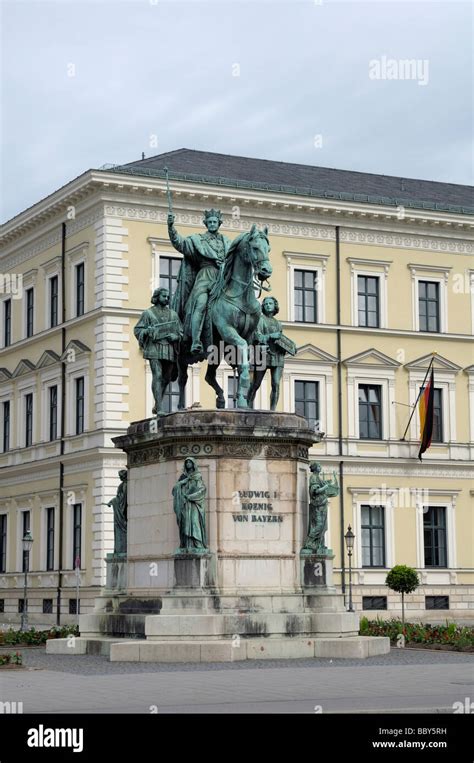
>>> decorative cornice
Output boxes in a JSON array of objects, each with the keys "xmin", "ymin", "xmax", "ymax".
[
  {"xmin": 2, "ymin": 191, "xmax": 473, "ymax": 275},
  {"xmin": 347, "ymin": 486, "xmax": 462, "ymax": 496},
  {"xmin": 283, "ymin": 251, "xmax": 331, "ymax": 262},
  {"xmin": 340, "ymin": 228, "xmax": 473, "ymax": 254},
  {"xmin": 0, "ymin": 205, "xmax": 104, "ymax": 271},
  {"xmin": 105, "ymin": 206, "xmax": 474, "ymax": 253},
  {"xmin": 408, "ymin": 262, "xmax": 453, "ymax": 273},
  {"xmin": 347, "ymin": 256, "xmax": 392, "ymax": 271},
  {"xmin": 343, "ymin": 464, "xmax": 473, "ymax": 478},
  {"xmin": 40, "ymin": 255, "xmax": 62, "ymax": 274}
]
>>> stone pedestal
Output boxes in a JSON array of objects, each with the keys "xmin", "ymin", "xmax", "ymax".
[
  {"xmin": 105, "ymin": 553, "xmax": 128, "ymax": 593},
  {"xmin": 46, "ymin": 410, "xmax": 389, "ymax": 660},
  {"xmin": 173, "ymin": 553, "xmax": 216, "ymax": 589},
  {"xmin": 116, "ymin": 409, "xmax": 316, "ymax": 597},
  {"xmin": 301, "ymin": 554, "xmax": 334, "ymax": 589}
]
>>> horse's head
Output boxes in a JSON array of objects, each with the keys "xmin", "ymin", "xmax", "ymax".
[{"xmin": 246, "ymin": 224, "xmax": 272, "ymax": 282}]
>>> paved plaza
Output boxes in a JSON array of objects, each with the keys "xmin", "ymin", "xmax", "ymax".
[{"xmin": 1, "ymin": 647, "xmax": 472, "ymax": 714}]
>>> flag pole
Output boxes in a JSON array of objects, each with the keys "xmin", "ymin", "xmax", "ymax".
[
  {"xmin": 400, "ymin": 353, "xmax": 436, "ymax": 441},
  {"xmin": 164, "ymin": 166, "xmax": 173, "ymax": 214}
]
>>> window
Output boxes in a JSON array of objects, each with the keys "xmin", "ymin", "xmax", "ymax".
[
  {"xmin": 227, "ymin": 375, "xmax": 238, "ymax": 409},
  {"xmin": 46, "ymin": 507, "xmax": 55, "ymax": 571},
  {"xmin": 0, "ymin": 599, "xmax": 4, "ymax": 614},
  {"xmin": 49, "ymin": 386, "xmax": 58, "ymax": 441},
  {"xmin": 72, "ymin": 504, "xmax": 81, "ymax": 568},
  {"xmin": 0, "ymin": 515, "xmax": 7, "ymax": 573},
  {"xmin": 69, "ymin": 598, "xmax": 80, "ymax": 615},
  {"xmin": 294, "ymin": 269, "xmax": 317, "ymax": 323},
  {"xmin": 18, "ymin": 599, "xmax": 25, "ymax": 613},
  {"xmin": 25, "ymin": 393, "xmax": 33, "ymax": 446},
  {"xmin": 75, "ymin": 263, "xmax": 84, "ymax": 317},
  {"xmin": 162, "ymin": 380, "xmax": 180, "ymax": 414},
  {"xmin": 363, "ymin": 596, "xmax": 387, "ymax": 610},
  {"xmin": 4, "ymin": 299, "xmax": 11, "ymax": 346},
  {"xmin": 361, "ymin": 505, "xmax": 385, "ymax": 567},
  {"xmin": 425, "ymin": 595, "xmax": 449, "ymax": 610},
  {"xmin": 159, "ymin": 256, "xmax": 181, "ymax": 297},
  {"xmin": 419, "ymin": 281, "xmax": 440, "ymax": 332},
  {"xmin": 75, "ymin": 377, "xmax": 84, "ymax": 434},
  {"xmin": 357, "ymin": 275, "xmax": 379, "ymax": 328},
  {"xmin": 432, "ymin": 388, "xmax": 443, "ymax": 442},
  {"xmin": 295, "ymin": 380, "xmax": 319, "ymax": 429},
  {"xmin": 49, "ymin": 275, "xmax": 59, "ymax": 327},
  {"xmin": 43, "ymin": 599, "xmax": 53, "ymax": 614},
  {"xmin": 22, "ymin": 511, "xmax": 30, "ymax": 573},
  {"xmin": 3, "ymin": 401, "xmax": 10, "ymax": 452},
  {"xmin": 358, "ymin": 384, "xmax": 382, "ymax": 440},
  {"xmin": 424, "ymin": 506, "xmax": 447, "ymax": 567},
  {"xmin": 26, "ymin": 288, "xmax": 34, "ymax": 337}
]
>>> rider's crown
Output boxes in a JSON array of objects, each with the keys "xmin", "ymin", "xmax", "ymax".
[{"xmin": 203, "ymin": 209, "xmax": 223, "ymax": 225}]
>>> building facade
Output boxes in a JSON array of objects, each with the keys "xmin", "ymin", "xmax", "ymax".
[{"xmin": 0, "ymin": 149, "xmax": 473, "ymax": 626}]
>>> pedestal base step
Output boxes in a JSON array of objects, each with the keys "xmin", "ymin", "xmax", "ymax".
[
  {"xmin": 46, "ymin": 637, "xmax": 116, "ymax": 657},
  {"xmin": 109, "ymin": 636, "xmax": 390, "ymax": 662}
]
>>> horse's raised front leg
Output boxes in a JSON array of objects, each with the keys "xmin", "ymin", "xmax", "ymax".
[
  {"xmin": 219, "ymin": 327, "xmax": 250, "ymax": 408},
  {"xmin": 205, "ymin": 361, "xmax": 225, "ymax": 409},
  {"xmin": 248, "ymin": 368, "xmax": 266, "ymax": 409}
]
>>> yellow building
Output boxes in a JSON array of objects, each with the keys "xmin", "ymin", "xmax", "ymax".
[{"xmin": 0, "ymin": 148, "xmax": 472, "ymax": 626}]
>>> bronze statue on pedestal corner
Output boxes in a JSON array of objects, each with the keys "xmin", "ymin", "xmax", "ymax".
[
  {"xmin": 103, "ymin": 468, "xmax": 128, "ymax": 556},
  {"xmin": 247, "ymin": 296, "xmax": 296, "ymax": 411},
  {"xmin": 301, "ymin": 462, "xmax": 338, "ymax": 556},
  {"xmin": 134, "ymin": 287, "xmax": 183, "ymax": 415},
  {"xmin": 172, "ymin": 458, "xmax": 208, "ymax": 553}
]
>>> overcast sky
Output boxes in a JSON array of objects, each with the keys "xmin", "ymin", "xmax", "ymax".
[{"xmin": 1, "ymin": 0, "xmax": 473, "ymax": 223}]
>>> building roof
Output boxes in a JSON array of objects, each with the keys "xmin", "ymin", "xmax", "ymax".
[{"xmin": 108, "ymin": 148, "xmax": 473, "ymax": 214}]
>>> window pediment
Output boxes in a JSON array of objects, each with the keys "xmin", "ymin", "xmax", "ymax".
[
  {"xmin": 405, "ymin": 353, "xmax": 461, "ymax": 373},
  {"xmin": 36, "ymin": 350, "xmax": 61, "ymax": 369},
  {"xmin": 343, "ymin": 348, "xmax": 400, "ymax": 369},
  {"xmin": 12, "ymin": 359, "xmax": 35, "ymax": 378},
  {"xmin": 60, "ymin": 340, "xmax": 91, "ymax": 362},
  {"xmin": 293, "ymin": 344, "xmax": 338, "ymax": 364}
]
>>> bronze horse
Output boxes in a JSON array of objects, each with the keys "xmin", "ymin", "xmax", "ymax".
[{"xmin": 176, "ymin": 224, "xmax": 272, "ymax": 409}]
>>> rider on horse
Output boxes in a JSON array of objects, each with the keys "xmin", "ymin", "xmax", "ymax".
[{"xmin": 168, "ymin": 209, "xmax": 232, "ymax": 358}]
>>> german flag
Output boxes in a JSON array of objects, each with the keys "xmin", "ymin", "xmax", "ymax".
[{"xmin": 418, "ymin": 367, "xmax": 434, "ymax": 460}]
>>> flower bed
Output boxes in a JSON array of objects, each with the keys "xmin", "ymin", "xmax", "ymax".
[
  {"xmin": 0, "ymin": 625, "xmax": 79, "ymax": 647},
  {"xmin": 0, "ymin": 652, "xmax": 22, "ymax": 666},
  {"xmin": 360, "ymin": 617, "xmax": 474, "ymax": 651}
]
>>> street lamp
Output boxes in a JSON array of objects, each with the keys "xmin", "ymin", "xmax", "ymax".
[
  {"xmin": 344, "ymin": 524, "xmax": 355, "ymax": 613},
  {"xmin": 20, "ymin": 530, "xmax": 33, "ymax": 632}
]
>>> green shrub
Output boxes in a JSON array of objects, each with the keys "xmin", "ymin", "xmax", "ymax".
[
  {"xmin": 360, "ymin": 618, "xmax": 474, "ymax": 649},
  {"xmin": 0, "ymin": 625, "xmax": 79, "ymax": 647},
  {"xmin": 359, "ymin": 616, "xmax": 369, "ymax": 634},
  {"xmin": 0, "ymin": 652, "xmax": 22, "ymax": 666}
]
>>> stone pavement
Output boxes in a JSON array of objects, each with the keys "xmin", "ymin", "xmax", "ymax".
[{"xmin": 0, "ymin": 647, "xmax": 472, "ymax": 714}]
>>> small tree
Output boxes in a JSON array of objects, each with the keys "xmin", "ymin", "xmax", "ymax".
[{"xmin": 386, "ymin": 565, "xmax": 420, "ymax": 627}]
